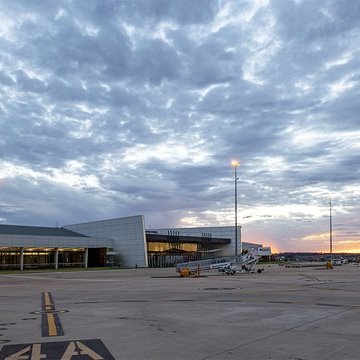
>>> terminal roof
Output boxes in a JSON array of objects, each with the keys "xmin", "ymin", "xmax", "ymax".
[{"xmin": 0, "ymin": 224, "xmax": 88, "ymax": 237}]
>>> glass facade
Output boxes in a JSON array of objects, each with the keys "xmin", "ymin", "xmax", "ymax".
[
  {"xmin": 147, "ymin": 242, "xmax": 198, "ymax": 253},
  {"xmin": 0, "ymin": 248, "xmax": 86, "ymax": 270},
  {"xmin": 147, "ymin": 241, "xmax": 221, "ymax": 268}
]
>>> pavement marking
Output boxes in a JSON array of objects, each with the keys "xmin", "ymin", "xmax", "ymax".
[
  {"xmin": 0, "ymin": 340, "xmax": 11, "ymax": 344},
  {"xmin": 41, "ymin": 292, "xmax": 64, "ymax": 337},
  {"xmin": 47, "ymin": 314, "xmax": 57, "ymax": 337},
  {"xmin": 0, "ymin": 339, "xmax": 115, "ymax": 360},
  {"xmin": 44, "ymin": 292, "xmax": 53, "ymax": 311}
]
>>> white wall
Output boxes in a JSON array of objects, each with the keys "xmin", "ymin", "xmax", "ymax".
[{"xmin": 66, "ymin": 215, "xmax": 148, "ymax": 268}]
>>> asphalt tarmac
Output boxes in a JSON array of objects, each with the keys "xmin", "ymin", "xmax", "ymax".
[{"xmin": 0, "ymin": 264, "xmax": 359, "ymax": 360}]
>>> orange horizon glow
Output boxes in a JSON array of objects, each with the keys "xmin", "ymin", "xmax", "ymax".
[
  {"xmin": 271, "ymin": 243, "xmax": 360, "ymax": 254},
  {"xmin": 247, "ymin": 237, "xmax": 360, "ymax": 254},
  {"xmin": 267, "ymin": 247, "xmax": 360, "ymax": 254}
]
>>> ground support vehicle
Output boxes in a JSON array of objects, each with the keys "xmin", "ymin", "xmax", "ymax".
[{"xmin": 175, "ymin": 250, "xmax": 261, "ymax": 276}]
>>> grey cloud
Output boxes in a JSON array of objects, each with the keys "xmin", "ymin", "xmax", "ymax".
[
  {"xmin": 15, "ymin": 71, "xmax": 47, "ymax": 93},
  {"xmin": 93, "ymin": 0, "xmax": 220, "ymax": 26},
  {"xmin": 271, "ymin": 0, "xmax": 338, "ymax": 42},
  {"xmin": 323, "ymin": 0, "xmax": 360, "ymax": 34},
  {"xmin": 263, "ymin": 1, "xmax": 359, "ymax": 87},
  {"xmin": 10, "ymin": 6, "xmax": 131, "ymax": 80},
  {"xmin": 324, "ymin": 87, "xmax": 360, "ymax": 130},
  {"xmin": 131, "ymin": 39, "xmax": 181, "ymax": 84},
  {"xmin": 107, "ymin": 87, "xmax": 138, "ymax": 108},
  {"xmin": 0, "ymin": 71, "xmax": 15, "ymax": 86},
  {"xmin": 1, "ymin": 0, "xmax": 359, "ymax": 251},
  {"xmin": 0, "ymin": 0, "xmax": 59, "ymax": 13},
  {"xmin": 46, "ymin": 80, "xmax": 92, "ymax": 102},
  {"xmin": 146, "ymin": 0, "xmax": 220, "ymax": 25}
]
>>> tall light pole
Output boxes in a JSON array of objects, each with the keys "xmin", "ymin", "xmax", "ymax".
[
  {"xmin": 231, "ymin": 160, "xmax": 240, "ymax": 257},
  {"xmin": 329, "ymin": 198, "xmax": 333, "ymax": 255}
]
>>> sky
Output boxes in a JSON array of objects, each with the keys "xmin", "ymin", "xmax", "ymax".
[{"xmin": 0, "ymin": 0, "xmax": 359, "ymax": 253}]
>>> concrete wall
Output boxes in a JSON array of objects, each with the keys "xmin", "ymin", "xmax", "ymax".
[{"xmin": 66, "ymin": 215, "xmax": 148, "ymax": 268}]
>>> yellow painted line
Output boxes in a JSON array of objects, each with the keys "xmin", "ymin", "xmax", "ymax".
[
  {"xmin": 44, "ymin": 292, "xmax": 52, "ymax": 307},
  {"xmin": 47, "ymin": 313, "xmax": 57, "ymax": 336}
]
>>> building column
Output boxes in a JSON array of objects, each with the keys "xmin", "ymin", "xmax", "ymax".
[
  {"xmin": 55, "ymin": 248, "xmax": 59, "ymax": 270},
  {"xmin": 84, "ymin": 248, "xmax": 88, "ymax": 269},
  {"xmin": 20, "ymin": 247, "xmax": 24, "ymax": 271}
]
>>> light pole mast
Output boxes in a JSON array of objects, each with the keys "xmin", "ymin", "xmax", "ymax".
[
  {"xmin": 329, "ymin": 198, "xmax": 333, "ymax": 254},
  {"xmin": 231, "ymin": 160, "xmax": 240, "ymax": 257}
]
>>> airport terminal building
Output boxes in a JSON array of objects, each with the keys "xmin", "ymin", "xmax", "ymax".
[{"xmin": 0, "ymin": 215, "xmax": 268, "ymax": 270}]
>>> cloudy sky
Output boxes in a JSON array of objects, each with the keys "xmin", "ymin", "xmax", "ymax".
[{"xmin": 0, "ymin": 0, "xmax": 359, "ymax": 253}]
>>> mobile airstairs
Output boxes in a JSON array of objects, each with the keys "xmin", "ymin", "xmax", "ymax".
[{"xmin": 175, "ymin": 250, "xmax": 261, "ymax": 276}]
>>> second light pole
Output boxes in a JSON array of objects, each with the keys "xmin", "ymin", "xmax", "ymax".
[{"xmin": 231, "ymin": 160, "xmax": 240, "ymax": 257}]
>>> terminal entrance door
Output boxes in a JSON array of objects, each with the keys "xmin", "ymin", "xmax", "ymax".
[{"xmin": 88, "ymin": 248, "xmax": 106, "ymax": 267}]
